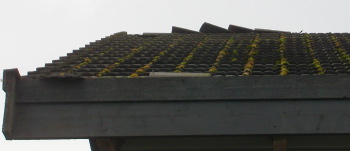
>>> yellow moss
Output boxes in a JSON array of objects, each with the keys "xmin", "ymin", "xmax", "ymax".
[
  {"xmin": 280, "ymin": 71, "xmax": 288, "ymax": 76},
  {"xmin": 132, "ymin": 48, "xmax": 140, "ymax": 52},
  {"xmin": 219, "ymin": 51, "xmax": 226, "ymax": 55},
  {"xmin": 244, "ymin": 68, "xmax": 252, "ymax": 73},
  {"xmin": 176, "ymin": 64, "xmax": 185, "ymax": 69},
  {"xmin": 84, "ymin": 58, "xmax": 92, "ymax": 63},
  {"xmin": 130, "ymin": 73, "xmax": 139, "ymax": 77},
  {"xmin": 242, "ymin": 72, "xmax": 250, "ymax": 76},
  {"xmin": 231, "ymin": 58, "xmax": 238, "ymax": 62},
  {"xmin": 107, "ymin": 65, "xmax": 115, "ymax": 69},
  {"xmin": 245, "ymin": 64, "xmax": 253, "ymax": 69},
  {"xmin": 101, "ymin": 69, "xmax": 110, "ymax": 74},
  {"xmin": 251, "ymin": 44, "xmax": 257, "ymax": 48},
  {"xmin": 209, "ymin": 67, "xmax": 217, "ymax": 73},
  {"xmin": 136, "ymin": 68, "xmax": 145, "ymax": 74},
  {"xmin": 143, "ymin": 65, "xmax": 151, "ymax": 70}
]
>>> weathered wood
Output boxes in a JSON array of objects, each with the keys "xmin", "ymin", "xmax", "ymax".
[
  {"xmin": 16, "ymin": 75, "xmax": 350, "ymax": 103},
  {"xmin": 2, "ymin": 69, "xmax": 20, "ymax": 140},
  {"xmin": 288, "ymin": 135, "xmax": 350, "ymax": 150},
  {"xmin": 119, "ymin": 136, "xmax": 273, "ymax": 151},
  {"xmin": 11, "ymin": 99, "xmax": 350, "ymax": 139},
  {"xmin": 273, "ymin": 136, "xmax": 287, "ymax": 151}
]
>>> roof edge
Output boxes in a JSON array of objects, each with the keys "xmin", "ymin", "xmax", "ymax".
[{"xmin": 2, "ymin": 68, "xmax": 20, "ymax": 140}]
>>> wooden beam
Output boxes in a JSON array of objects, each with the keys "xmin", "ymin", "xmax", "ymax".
[
  {"xmin": 2, "ymin": 68, "xmax": 20, "ymax": 140},
  {"xmin": 96, "ymin": 139, "xmax": 117, "ymax": 151},
  {"xmin": 90, "ymin": 136, "xmax": 350, "ymax": 151},
  {"xmin": 15, "ymin": 75, "xmax": 350, "ymax": 103},
  {"xmin": 89, "ymin": 139, "xmax": 99, "ymax": 151},
  {"xmin": 10, "ymin": 99, "xmax": 350, "ymax": 139},
  {"xmin": 273, "ymin": 136, "xmax": 287, "ymax": 151}
]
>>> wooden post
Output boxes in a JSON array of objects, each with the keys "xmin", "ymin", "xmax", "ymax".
[
  {"xmin": 90, "ymin": 138, "xmax": 124, "ymax": 151},
  {"xmin": 273, "ymin": 136, "xmax": 287, "ymax": 151},
  {"xmin": 2, "ymin": 69, "xmax": 20, "ymax": 140}
]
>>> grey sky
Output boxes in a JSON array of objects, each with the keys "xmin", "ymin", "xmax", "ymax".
[{"xmin": 1, "ymin": 0, "xmax": 349, "ymax": 150}]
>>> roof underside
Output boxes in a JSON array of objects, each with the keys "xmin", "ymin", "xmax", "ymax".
[{"xmin": 27, "ymin": 23, "xmax": 350, "ymax": 78}]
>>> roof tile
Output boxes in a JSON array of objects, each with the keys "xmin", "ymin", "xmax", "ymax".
[{"xmin": 27, "ymin": 24, "xmax": 350, "ymax": 78}]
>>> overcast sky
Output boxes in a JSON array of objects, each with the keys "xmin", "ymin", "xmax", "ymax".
[{"xmin": 1, "ymin": 0, "xmax": 350, "ymax": 151}]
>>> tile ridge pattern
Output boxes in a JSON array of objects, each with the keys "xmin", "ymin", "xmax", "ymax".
[{"xmin": 27, "ymin": 32, "xmax": 350, "ymax": 78}]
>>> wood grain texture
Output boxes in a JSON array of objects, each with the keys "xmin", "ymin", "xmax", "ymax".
[
  {"xmin": 16, "ymin": 75, "xmax": 350, "ymax": 103},
  {"xmin": 2, "ymin": 69, "xmax": 20, "ymax": 140},
  {"xmin": 11, "ymin": 99, "xmax": 350, "ymax": 139}
]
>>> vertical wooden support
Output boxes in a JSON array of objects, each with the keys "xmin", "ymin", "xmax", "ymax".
[
  {"xmin": 89, "ymin": 139, "xmax": 100, "ymax": 151},
  {"xmin": 96, "ymin": 138, "xmax": 117, "ymax": 151},
  {"xmin": 89, "ymin": 138, "xmax": 124, "ymax": 151},
  {"xmin": 2, "ymin": 69, "xmax": 20, "ymax": 140},
  {"xmin": 273, "ymin": 136, "xmax": 287, "ymax": 151}
]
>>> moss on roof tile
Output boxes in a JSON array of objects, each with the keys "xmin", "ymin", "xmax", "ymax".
[{"xmin": 27, "ymin": 24, "xmax": 350, "ymax": 78}]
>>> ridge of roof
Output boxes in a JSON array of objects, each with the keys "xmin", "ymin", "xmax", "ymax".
[
  {"xmin": 200, "ymin": 22, "xmax": 232, "ymax": 33},
  {"xmin": 172, "ymin": 26, "xmax": 198, "ymax": 33},
  {"xmin": 254, "ymin": 28, "xmax": 290, "ymax": 33},
  {"xmin": 228, "ymin": 24, "xmax": 254, "ymax": 33},
  {"xmin": 165, "ymin": 22, "xmax": 291, "ymax": 34}
]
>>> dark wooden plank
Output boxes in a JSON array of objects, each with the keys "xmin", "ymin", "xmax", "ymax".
[
  {"xmin": 288, "ymin": 135, "xmax": 350, "ymax": 150},
  {"xmin": 16, "ymin": 75, "xmax": 350, "ymax": 103},
  {"xmin": 120, "ymin": 135, "xmax": 350, "ymax": 151},
  {"xmin": 89, "ymin": 135, "xmax": 350, "ymax": 151},
  {"xmin": 2, "ymin": 69, "xmax": 20, "ymax": 140},
  {"xmin": 120, "ymin": 136, "xmax": 273, "ymax": 151},
  {"xmin": 11, "ymin": 99, "xmax": 350, "ymax": 139},
  {"xmin": 95, "ymin": 138, "xmax": 119, "ymax": 151}
]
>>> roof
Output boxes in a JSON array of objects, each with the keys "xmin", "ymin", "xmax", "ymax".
[
  {"xmin": 3, "ymin": 23, "xmax": 350, "ymax": 149},
  {"xmin": 27, "ymin": 23, "xmax": 350, "ymax": 78}
]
